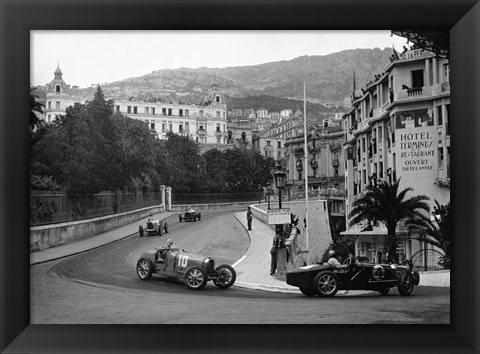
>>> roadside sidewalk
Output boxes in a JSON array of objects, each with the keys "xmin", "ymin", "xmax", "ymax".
[{"xmin": 30, "ymin": 212, "xmax": 175, "ymax": 265}]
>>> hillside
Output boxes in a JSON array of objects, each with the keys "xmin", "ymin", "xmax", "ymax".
[{"xmin": 35, "ymin": 47, "xmax": 394, "ymax": 112}]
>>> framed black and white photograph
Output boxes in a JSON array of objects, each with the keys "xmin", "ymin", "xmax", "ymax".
[{"xmin": 1, "ymin": 0, "xmax": 479, "ymax": 353}]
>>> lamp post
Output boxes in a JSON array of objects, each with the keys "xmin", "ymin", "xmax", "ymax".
[
  {"xmin": 266, "ymin": 181, "xmax": 272, "ymax": 210},
  {"xmin": 273, "ymin": 167, "xmax": 287, "ymax": 209}
]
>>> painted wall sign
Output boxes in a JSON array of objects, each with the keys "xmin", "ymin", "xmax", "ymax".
[{"xmin": 267, "ymin": 209, "xmax": 291, "ymax": 224}]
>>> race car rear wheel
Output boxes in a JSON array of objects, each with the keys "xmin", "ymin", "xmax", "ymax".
[
  {"xmin": 179, "ymin": 215, "xmax": 183, "ymax": 222},
  {"xmin": 313, "ymin": 271, "xmax": 338, "ymax": 297},
  {"xmin": 397, "ymin": 271, "xmax": 415, "ymax": 296},
  {"xmin": 213, "ymin": 265, "xmax": 236, "ymax": 289},
  {"xmin": 299, "ymin": 286, "xmax": 316, "ymax": 297},
  {"xmin": 198, "ymin": 213, "xmax": 201, "ymax": 221},
  {"xmin": 184, "ymin": 267, "xmax": 207, "ymax": 290},
  {"xmin": 378, "ymin": 287, "xmax": 390, "ymax": 295},
  {"xmin": 139, "ymin": 225, "xmax": 144, "ymax": 237},
  {"xmin": 136, "ymin": 258, "xmax": 153, "ymax": 280}
]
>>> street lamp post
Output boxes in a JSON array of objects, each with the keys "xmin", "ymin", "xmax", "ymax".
[
  {"xmin": 273, "ymin": 167, "xmax": 287, "ymax": 209},
  {"xmin": 266, "ymin": 181, "xmax": 272, "ymax": 210}
]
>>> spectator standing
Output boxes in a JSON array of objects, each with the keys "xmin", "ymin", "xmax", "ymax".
[{"xmin": 246, "ymin": 206, "xmax": 253, "ymax": 231}]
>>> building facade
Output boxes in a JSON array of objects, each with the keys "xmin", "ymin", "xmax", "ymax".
[
  {"xmin": 341, "ymin": 48, "xmax": 450, "ymax": 268},
  {"xmin": 43, "ymin": 66, "xmax": 229, "ymax": 149}
]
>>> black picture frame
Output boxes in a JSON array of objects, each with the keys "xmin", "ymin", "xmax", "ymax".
[{"xmin": 1, "ymin": 0, "xmax": 479, "ymax": 353}]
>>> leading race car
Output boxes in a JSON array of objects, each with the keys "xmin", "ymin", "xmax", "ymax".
[
  {"xmin": 179, "ymin": 207, "xmax": 201, "ymax": 222},
  {"xmin": 136, "ymin": 246, "xmax": 236, "ymax": 290},
  {"xmin": 139, "ymin": 216, "xmax": 168, "ymax": 237},
  {"xmin": 286, "ymin": 259, "xmax": 420, "ymax": 297}
]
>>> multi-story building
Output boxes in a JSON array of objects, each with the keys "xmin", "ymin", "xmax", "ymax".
[
  {"xmin": 341, "ymin": 48, "xmax": 450, "ymax": 268},
  {"xmin": 43, "ymin": 66, "xmax": 229, "ymax": 149}
]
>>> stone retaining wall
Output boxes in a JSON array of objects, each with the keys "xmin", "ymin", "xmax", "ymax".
[{"xmin": 30, "ymin": 204, "xmax": 165, "ymax": 251}]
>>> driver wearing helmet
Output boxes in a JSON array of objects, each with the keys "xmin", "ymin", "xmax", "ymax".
[
  {"xmin": 327, "ymin": 250, "xmax": 348, "ymax": 270},
  {"xmin": 155, "ymin": 239, "xmax": 174, "ymax": 262}
]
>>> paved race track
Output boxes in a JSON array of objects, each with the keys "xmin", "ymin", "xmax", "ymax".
[{"xmin": 30, "ymin": 209, "xmax": 450, "ymax": 324}]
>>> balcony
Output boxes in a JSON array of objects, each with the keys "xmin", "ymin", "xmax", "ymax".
[{"xmin": 197, "ymin": 129, "xmax": 206, "ymax": 135}]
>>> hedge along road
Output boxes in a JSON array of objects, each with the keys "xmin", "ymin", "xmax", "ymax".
[{"xmin": 30, "ymin": 209, "xmax": 450, "ymax": 324}]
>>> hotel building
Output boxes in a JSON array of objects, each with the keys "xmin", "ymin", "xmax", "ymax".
[{"xmin": 341, "ymin": 48, "xmax": 450, "ymax": 269}]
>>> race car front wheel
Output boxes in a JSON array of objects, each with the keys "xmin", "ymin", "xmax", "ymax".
[
  {"xmin": 136, "ymin": 258, "xmax": 153, "ymax": 280},
  {"xmin": 313, "ymin": 271, "xmax": 339, "ymax": 297},
  {"xmin": 213, "ymin": 265, "xmax": 236, "ymax": 289},
  {"xmin": 184, "ymin": 267, "xmax": 207, "ymax": 290}
]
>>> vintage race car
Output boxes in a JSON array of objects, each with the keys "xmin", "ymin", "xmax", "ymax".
[
  {"xmin": 179, "ymin": 208, "xmax": 201, "ymax": 222},
  {"xmin": 139, "ymin": 216, "xmax": 168, "ymax": 237},
  {"xmin": 136, "ymin": 247, "xmax": 236, "ymax": 290},
  {"xmin": 286, "ymin": 259, "xmax": 420, "ymax": 297}
]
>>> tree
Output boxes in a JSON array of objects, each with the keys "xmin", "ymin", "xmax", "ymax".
[
  {"xmin": 348, "ymin": 178, "xmax": 430, "ymax": 263},
  {"xmin": 30, "ymin": 88, "xmax": 45, "ymax": 134},
  {"xmin": 405, "ymin": 200, "xmax": 451, "ymax": 269}
]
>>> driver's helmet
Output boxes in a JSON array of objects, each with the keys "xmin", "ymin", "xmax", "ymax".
[
  {"xmin": 166, "ymin": 239, "xmax": 173, "ymax": 247},
  {"xmin": 328, "ymin": 250, "xmax": 336, "ymax": 257}
]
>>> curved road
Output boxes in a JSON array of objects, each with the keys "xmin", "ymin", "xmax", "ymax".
[{"xmin": 31, "ymin": 209, "xmax": 450, "ymax": 324}]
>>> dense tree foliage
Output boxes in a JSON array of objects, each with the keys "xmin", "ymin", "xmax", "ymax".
[{"xmin": 30, "ymin": 86, "xmax": 274, "ymax": 195}]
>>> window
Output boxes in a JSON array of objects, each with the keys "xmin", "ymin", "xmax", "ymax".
[
  {"xmin": 152, "ymin": 107, "xmax": 155, "ymax": 115},
  {"xmin": 48, "ymin": 101, "xmax": 51, "ymax": 109},
  {"xmin": 443, "ymin": 64, "xmax": 450, "ymax": 83},
  {"xmin": 216, "ymin": 124, "xmax": 220, "ymax": 132},
  {"xmin": 216, "ymin": 95, "xmax": 220, "ymax": 103},
  {"xmin": 199, "ymin": 110, "xmax": 204, "ymax": 118},
  {"xmin": 56, "ymin": 101, "xmax": 60, "ymax": 110},
  {"xmin": 185, "ymin": 122, "xmax": 189, "ymax": 133},
  {"xmin": 446, "ymin": 104, "xmax": 450, "ymax": 135},
  {"xmin": 185, "ymin": 109, "xmax": 189, "ymax": 117},
  {"xmin": 217, "ymin": 137, "xmax": 221, "ymax": 144},
  {"xmin": 179, "ymin": 123, "xmax": 183, "ymax": 132},
  {"xmin": 411, "ymin": 69, "xmax": 424, "ymax": 88},
  {"xmin": 437, "ymin": 106, "xmax": 443, "ymax": 126},
  {"xmin": 150, "ymin": 122, "xmax": 155, "ymax": 130},
  {"xmin": 266, "ymin": 140, "xmax": 271, "ymax": 146},
  {"xmin": 277, "ymin": 141, "xmax": 281, "ymax": 148},
  {"xmin": 162, "ymin": 123, "xmax": 166, "ymax": 133},
  {"xmin": 145, "ymin": 107, "xmax": 149, "ymax": 114},
  {"xmin": 169, "ymin": 122, "xmax": 173, "ymax": 132},
  {"xmin": 116, "ymin": 105, "xmax": 120, "ymax": 112},
  {"xmin": 133, "ymin": 107, "xmax": 137, "ymax": 114},
  {"xmin": 127, "ymin": 106, "xmax": 131, "ymax": 114},
  {"xmin": 168, "ymin": 108, "xmax": 172, "ymax": 116},
  {"xmin": 56, "ymin": 85, "xmax": 61, "ymax": 93},
  {"xmin": 438, "ymin": 148, "xmax": 444, "ymax": 168},
  {"xmin": 379, "ymin": 161, "xmax": 384, "ymax": 178},
  {"xmin": 162, "ymin": 108, "xmax": 167, "ymax": 116},
  {"xmin": 216, "ymin": 111, "xmax": 220, "ymax": 118},
  {"xmin": 179, "ymin": 109, "xmax": 183, "ymax": 117}
]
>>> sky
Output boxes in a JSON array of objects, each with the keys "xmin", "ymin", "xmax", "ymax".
[{"xmin": 31, "ymin": 30, "xmax": 409, "ymax": 89}]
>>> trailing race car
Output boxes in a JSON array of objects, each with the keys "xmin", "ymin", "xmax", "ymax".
[
  {"xmin": 136, "ymin": 245, "xmax": 236, "ymax": 290},
  {"xmin": 286, "ymin": 259, "xmax": 420, "ymax": 297},
  {"xmin": 139, "ymin": 216, "xmax": 168, "ymax": 237},
  {"xmin": 179, "ymin": 206, "xmax": 201, "ymax": 222}
]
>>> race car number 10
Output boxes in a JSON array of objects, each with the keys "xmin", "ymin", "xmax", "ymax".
[{"xmin": 177, "ymin": 255, "xmax": 189, "ymax": 267}]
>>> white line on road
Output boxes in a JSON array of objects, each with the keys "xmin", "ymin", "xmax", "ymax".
[{"xmin": 232, "ymin": 255, "xmax": 247, "ymax": 268}]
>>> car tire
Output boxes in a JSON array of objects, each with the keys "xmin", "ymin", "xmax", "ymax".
[
  {"xmin": 299, "ymin": 286, "xmax": 316, "ymax": 297},
  {"xmin": 179, "ymin": 215, "xmax": 182, "ymax": 222},
  {"xmin": 158, "ymin": 222, "xmax": 162, "ymax": 236},
  {"xmin": 313, "ymin": 271, "xmax": 339, "ymax": 297},
  {"xmin": 136, "ymin": 258, "xmax": 153, "ymax": 280},
  {"xmin": 184, "ymin": 267, "xmax": 207, "ymax": 290},
  {"xmin": 139, "ymin": 225, "xmax": 144, "ymax": 237},
  {"xmin": 412, "ymin": 271, "xmax": 420, "ymax": 285},
  {"xmin": 213, "ymin": 264, "xmax": 236, "ymax": 289},
  {"xmin": 198, "ymin": 213, "xmax": 201, "ymax": 221},
  {"xmin": 378, "ymin": 287, "xmax": 390, "ymax": 295},
  {"xmin": 397, "ymin": 271, "xmax": 415, "ymax": 296},
  {"xmin": 163, "ymin": 221, "xmax": 169, "ymax": 234}
]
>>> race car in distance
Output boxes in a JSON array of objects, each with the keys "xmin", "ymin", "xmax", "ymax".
[
  {"xmin": 139, "ymin": 216, "xmax": 168, "ymax": 237},
  {"xmin": 136, "ymin": 246, "xmax": 236, "ymax": 290},
  {"xmin": 179, "ymin": 206, "xmax": 201, "ymax": 222},
  {"xmin": 286, "ymin": 259, "xmax": 420, "ymax": 297}
]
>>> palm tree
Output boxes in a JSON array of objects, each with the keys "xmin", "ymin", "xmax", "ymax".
[
  {"xmin": 348, "ymin": 178, "xmax": 430, "ymax": 263},
  {"xmin": 405, "ymin": 200, "xmax": 450, "ymax": 269},
  {"xmin": 30, "ymin": 87, "xmax": 45, "ymax": 134}
]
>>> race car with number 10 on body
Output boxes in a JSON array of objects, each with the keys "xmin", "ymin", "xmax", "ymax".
[
  {"xmin": 286, "ymin": 259, "xmax": 420, "ymax": 297},
  {"xmin": 136, "ymin": 246, "xmax": 236, "ymax": 290}
]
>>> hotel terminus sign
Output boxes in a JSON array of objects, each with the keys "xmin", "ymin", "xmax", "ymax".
[{"xmin": 394, "ymin": 109, "xmax": 435, "ymax": 185}]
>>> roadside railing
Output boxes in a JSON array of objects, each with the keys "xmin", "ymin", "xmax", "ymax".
[
  {"xmin": 172, "ymin": 192, "xmax": 262, "ymax": 205},
  {"xmin": 30, "ymin": 191, "xmax": 163, "ymax": 226}
]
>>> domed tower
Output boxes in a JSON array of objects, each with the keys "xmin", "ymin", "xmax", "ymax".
[{"xmin": 45, "ymin": 63, "xmax": 73, "ymax": 123}]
